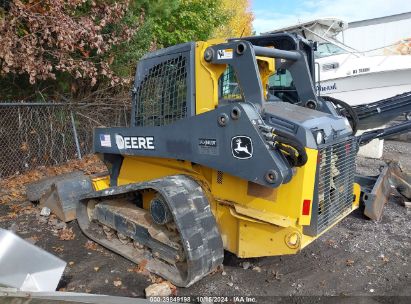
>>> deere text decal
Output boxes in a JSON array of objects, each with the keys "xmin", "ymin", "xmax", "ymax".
[{"xmin": 115, "ymin": 134, "xmax": 155, "ymax": 150}]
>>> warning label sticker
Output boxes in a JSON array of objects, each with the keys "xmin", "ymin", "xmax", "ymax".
[
  {"xmin": 217, "ymin": 49, "xmax": 233, "ymax": 60},
  {"xmin": 198, "ymin": 138, "xmax": 218, "ymax": 155}
]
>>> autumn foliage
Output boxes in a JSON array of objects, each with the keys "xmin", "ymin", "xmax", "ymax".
[
  {"xmin": 0, "ymin": 0, "xmax": 254, "ymax": 99},
  {"xmin": 213, "ymin": 0, "xmax": 254, "ymax": 38},
  {"xmin": 0, "ymin": 0, "xmax": 142, "ymax": 86}
]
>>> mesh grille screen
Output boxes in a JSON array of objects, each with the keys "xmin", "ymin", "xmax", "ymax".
[
  {"xmin": 134, "ymin": 55, "xmax": 187, "ymax": 126},
  {"xmin": 316, "ymin": 137, "xmax": 357, "ymax": 233},
  {"xmin": 219, "ymin": 66, "xmax": 244, "ymax": 101}
]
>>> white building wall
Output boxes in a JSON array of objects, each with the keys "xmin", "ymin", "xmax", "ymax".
[{"xmin": 338, "ymin": 15, "xmax": 411, "ymax": 52}]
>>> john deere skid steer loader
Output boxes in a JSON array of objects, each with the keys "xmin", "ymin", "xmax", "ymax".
[{"xmin": 76, "ymin": 33, "xmax": 411, "ymax": 287}]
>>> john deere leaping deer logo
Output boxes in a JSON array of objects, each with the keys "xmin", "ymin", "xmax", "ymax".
[{"xmin": 231, "ymin": 136, "xmax": 253, "ymax": 159}]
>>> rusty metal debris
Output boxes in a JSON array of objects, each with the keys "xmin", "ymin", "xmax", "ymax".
[
  {"xmin": 25, "ymin": 171, "xmax": 86, "ymax": 202},
  {"xmin": 25, "ymin": 172, "xmax": 93, "ymax": 222},
  {"xmin": 356, "ymin": 161, "xmax": 411, "ymax": 221},
  {"xmin": 39, "ymin": 176, "xmax": 93, "ymax": 222}
]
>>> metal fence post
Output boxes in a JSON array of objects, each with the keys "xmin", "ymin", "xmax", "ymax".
[{"xmin": 70, "ymin": 110, "xmax": 82, "ymax": 159}]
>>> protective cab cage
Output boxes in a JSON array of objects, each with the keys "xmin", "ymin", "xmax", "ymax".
[{"xmin": 131, "ymin": 33, "xmax": 336, "ymax": 128}]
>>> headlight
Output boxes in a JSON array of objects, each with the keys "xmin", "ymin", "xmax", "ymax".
[{"xmin": 314, "ymin": 130, "xmax": 324, "ymax": 145}]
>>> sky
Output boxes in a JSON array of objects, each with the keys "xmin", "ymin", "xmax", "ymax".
[{"xmin": 252, "ymin": 0, "xmax": 411, "ymax": 34}]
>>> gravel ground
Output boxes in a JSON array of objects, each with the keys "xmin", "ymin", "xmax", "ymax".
[{"xmin": 0, "ymin": 140, "xmax": 410, "ymax": 302}]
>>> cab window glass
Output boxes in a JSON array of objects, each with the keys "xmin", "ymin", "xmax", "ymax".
[
  {"xmin": 270, "ymin": 69, "xmax": 293, "ymax": 87},
  {"xmin": 268, "ymin": 69, "xmax": 299, "ymax": 104},
  {"xmin": 218, "ymin": 65, "xmax": 244, "ymax": 102}
]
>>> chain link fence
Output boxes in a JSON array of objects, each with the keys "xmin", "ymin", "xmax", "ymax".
[{"xmin": 0, "ymin": 102, "xmax": 130, "ymax": 178}]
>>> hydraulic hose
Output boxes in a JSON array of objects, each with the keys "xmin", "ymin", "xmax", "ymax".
[
  {"xmin": 275, "ymin": 135, "xmax": 308, "ymax": 167},
  {"xmin": 260, "ymin": 125, "xmax": 308, "ymax": 167},
  {"xmin": 275, "ymin": 143, "xmax": 299, "ymax": 166},
  {"xmin": 321, "ymin": 95, "xmax": 359, "ymax": 135}
]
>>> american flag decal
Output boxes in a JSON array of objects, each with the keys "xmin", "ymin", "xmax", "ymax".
[{"xmin": 99, "ymin": 134, "xmax": 111, "ymax": 147}]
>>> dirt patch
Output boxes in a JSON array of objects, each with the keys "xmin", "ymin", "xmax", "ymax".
[{"xmin": 0, "ymin": 140, "xmax": 410, "ymax": 299}]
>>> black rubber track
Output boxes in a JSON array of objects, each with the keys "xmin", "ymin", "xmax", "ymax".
[{"xmin": 77, "ymin": 175, "xmax": 224, "ymax": 287}]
